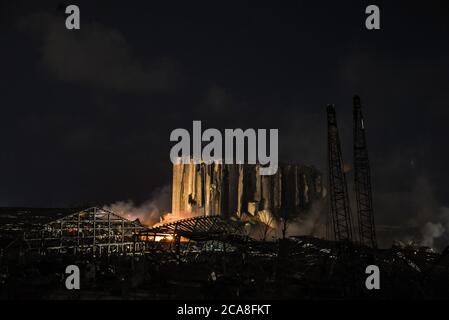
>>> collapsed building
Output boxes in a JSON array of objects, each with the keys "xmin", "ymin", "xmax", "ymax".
[
  {"xmin": 171, "ymin": 161, "xmax": 325, "ymax": 220},
  {"xmin": 0, "ymin": 161, "xmax": 325, "ymax": 255},
  {"xmin": 1, "ymin": 207, "xmax": 147, "ymax": 255}
]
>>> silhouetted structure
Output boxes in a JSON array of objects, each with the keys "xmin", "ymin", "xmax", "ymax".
[
  {"xmin": 353, "ymin": 96, "xmax": 377, "ymax": 248},
  {"xmin": 5, "ymin": 207, "xmax": 146, "ymax": 255},
  {"xmin": 327, "ymin": 105, "xmax": 353, "ymax": 241}
]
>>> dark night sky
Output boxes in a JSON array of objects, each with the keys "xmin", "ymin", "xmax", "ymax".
[{"xmin": 1, "ymin": 1, "xmax": 449, "ymax": 239}]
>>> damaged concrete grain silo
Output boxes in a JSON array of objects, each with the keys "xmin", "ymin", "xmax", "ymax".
[{"xmin": 171, "ymin": 160, "xmax": 325, "ymax": 223}]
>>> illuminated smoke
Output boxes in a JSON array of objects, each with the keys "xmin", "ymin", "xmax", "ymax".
[{"xmin": 103, "ymin": 185, "xmax": 171, "ymax": 226}]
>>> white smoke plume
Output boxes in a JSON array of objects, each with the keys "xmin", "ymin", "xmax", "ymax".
[
  {"xmin": 421, "ymin": 221, "xmax": 445, "ymax": 248},
  {"xmin": 103, "ymin": 185, "xmax": 171, "ymax": 226},
  {"xmin": 245, "ymin": 201, "xmax": 327, "ymax": 241},
  {"xmin": 419, "ymin": 207, "xmax": 449, "ymax": 249},
  {"xmin": 284, "ymin": 201, "xmax": 328, "ymax": 239}
]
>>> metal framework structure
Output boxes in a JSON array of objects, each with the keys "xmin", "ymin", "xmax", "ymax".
[
  {"xmin": 327, "ymin": 105, "xmax": 353, "ymax": 242},
  {"xmin": 353, "ymin": 96, "xmax": 377, "ymax": 248},
  {"xmin": 21, "ymin": 207, "xmax": 147, "ymax": 255},
  {"xmin": 137, "ymin": 215, "xmax": 248, "ymax": 252}
]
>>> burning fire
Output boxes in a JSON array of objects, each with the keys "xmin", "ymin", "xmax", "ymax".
[
  {"xmin": 153, "ymin": 210, "xmax": 203, "ymax": 227},
  {"xmin": 139, "ymin": 234, "xmax": 174, "ymax": 242},
  {"xmin": 117, "ymin": 210, "xmax": 202, "ymax": 228}
]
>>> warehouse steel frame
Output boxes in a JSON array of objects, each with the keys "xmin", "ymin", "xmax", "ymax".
[{"xmin": 21, "ymin": 207, "xmax": 146, "ymax": 255}]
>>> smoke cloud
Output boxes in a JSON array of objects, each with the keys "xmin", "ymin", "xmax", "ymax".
[
  {"xmin": 103, "ymin": 185, "xmax": 171, "ymax": 226},
  {"xmin": 419, "ymin": 207, "xmax": 449, "ymax": 250},
  {"xmin": 18, "ymin": 12, "xmax": 177, "ymax": 95},
  {"xmin": 421, "ymin": 221, "xmax": 445, "ymax": 248},
  {"xmin": 283, "ymin": 201, "xmax": 328, "ymax": 239}
]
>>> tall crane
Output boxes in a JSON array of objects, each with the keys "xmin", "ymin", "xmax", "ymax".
[
  {"xmin": 327, "ymin": 104, "xmax": 353, "ymax": 242},
  {"xmin": 353, "ymin": 96, "xmax": 377, "ymax": 248}
]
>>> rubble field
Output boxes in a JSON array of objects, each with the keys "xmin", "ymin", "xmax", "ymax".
[{"xmin": 1, "ymin": 236, "xmax": 449, "ymax": 300}]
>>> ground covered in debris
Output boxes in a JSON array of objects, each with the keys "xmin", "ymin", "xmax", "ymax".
[{"xmin": 1, "ymin": 236, "xmax": 449, "ymax": 300}]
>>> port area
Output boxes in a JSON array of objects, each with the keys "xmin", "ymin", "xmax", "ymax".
[{"xmin": 1, "ymin": 236, "xmax": 449, "ymax": 300}]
